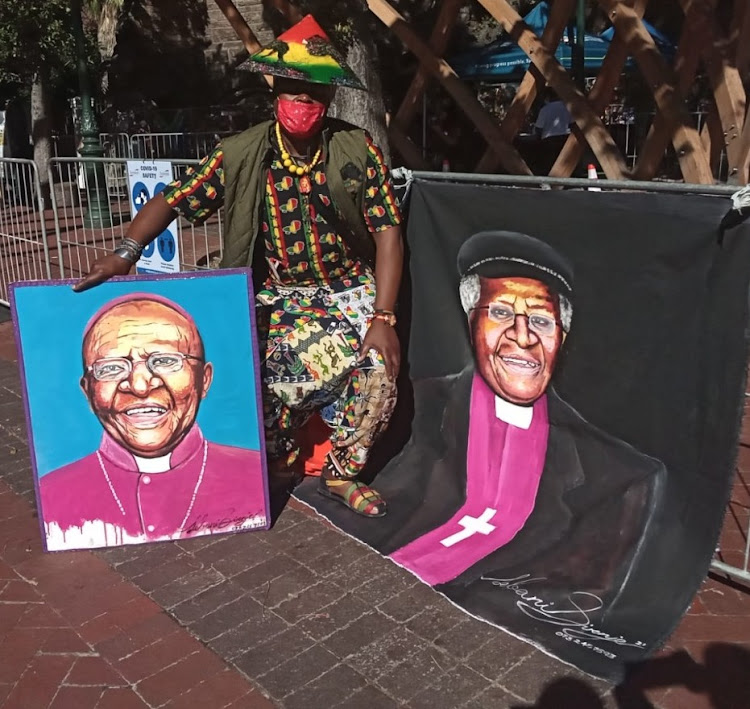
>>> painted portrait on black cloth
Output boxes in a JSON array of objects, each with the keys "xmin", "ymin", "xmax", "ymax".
[
  {"xmin": 295, "ymin": 229, "xmax": 668, "ymax": 679},
  {"xmin": 295, "ymin": 174, "xmax": 750, "ymax": 683},
  {"xmin": 386, "ymin": 231, "xmax": 666, "ymax": 590}
]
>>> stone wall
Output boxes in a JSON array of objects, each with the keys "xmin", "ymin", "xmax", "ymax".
[
  {"xmin": 204, "ymin": 0, "xmax": 273, "ymax": 66},
  {"xmin": 106, "ymin": 0, "xmax": 274, "ymax": 130}
]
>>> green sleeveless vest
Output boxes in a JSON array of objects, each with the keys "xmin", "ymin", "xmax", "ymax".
[{"xmin": 219, "ymin": 118, "xmax": 376, "ymax": 271}]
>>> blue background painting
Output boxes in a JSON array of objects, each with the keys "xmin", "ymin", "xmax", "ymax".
[{"xmin": 12, "ymin": 272, "xmax": 261, "ymax": 478}]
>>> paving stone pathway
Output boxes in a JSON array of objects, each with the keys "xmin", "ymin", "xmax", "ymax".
[{"xmin": 1, "ymin": 345, "xmax": 749, "ymax": 707}]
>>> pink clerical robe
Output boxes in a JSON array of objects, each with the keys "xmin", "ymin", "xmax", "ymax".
[
  {"xmin": 390, "ymin": 374, "xmax": 549, "ymax": 585},
  {"xmin": 39, "ymin": 426, "xmax": 268, "ymax": 550}
]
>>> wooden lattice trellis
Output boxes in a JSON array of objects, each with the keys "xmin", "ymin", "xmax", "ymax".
[{"xmin": 370, "ymin": 0, "xmax": 750, "ymax": 185}]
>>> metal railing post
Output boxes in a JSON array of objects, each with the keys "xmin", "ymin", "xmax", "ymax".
[
  {"xmin": 29, "ymin": 161, "xmax": 51, "ymax": 280},
  {"xmin": 47, "ymin": 161, "xmax": 66, "ymax": 279},
  {"xmin": 0, "ymin": 158, "xmax": 52, "ymax": 304}
]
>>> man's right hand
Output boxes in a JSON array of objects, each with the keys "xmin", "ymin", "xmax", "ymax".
[
  {"xmin": 72, "ymin": 195, "xmax": 179, "ymax": 293},
  {"xmin": 72, "ymin": 254, "xmax": 133, "ymax": 292}
]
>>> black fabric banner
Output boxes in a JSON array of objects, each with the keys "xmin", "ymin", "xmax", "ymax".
[{"xmin": 295, "ymin": 180, "xmax": 750, "ymax": 681}]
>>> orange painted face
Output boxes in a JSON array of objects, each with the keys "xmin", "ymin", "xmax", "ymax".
[
  {"xmin": 80, "ymin": 301, "xmax": 213, "ymax": 458},
  {"xmin": 470, "ymin": 277, "xmax": 565, "ymax": 405}
]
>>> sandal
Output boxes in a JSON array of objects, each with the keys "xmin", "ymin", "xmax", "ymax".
[{"xmin": 317, "ymin": 477, "xmax": 387, "ymax": 518}]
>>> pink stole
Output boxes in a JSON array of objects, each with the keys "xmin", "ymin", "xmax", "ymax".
[{"xmin": 389, "ymin": 374, "xmax": 549, "ymax": 585}]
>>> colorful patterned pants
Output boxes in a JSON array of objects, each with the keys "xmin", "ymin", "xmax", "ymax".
[{"xmin": 256, "ymin": 274, "xmax": 397, "ymax": 478}]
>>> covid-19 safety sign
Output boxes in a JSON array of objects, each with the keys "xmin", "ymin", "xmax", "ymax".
[{"xmin": 126, "ymin": 161, "xmax": 181, "ymax": 275}]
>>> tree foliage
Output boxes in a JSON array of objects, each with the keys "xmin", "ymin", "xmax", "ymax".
[
  {"xmin": 0, "ymin": 0, "xmax": 98, "ymax": 101},
  {"xmin": 84, "ymin": 0, "xmax": 128, "ymax": 98},
  {"xmin": 0, "ymin": 0, "xmax": 74, "ymax": 84},
  {"xmin": 85, "ymin": 0, "xmax": 126, "ymax": 58}
]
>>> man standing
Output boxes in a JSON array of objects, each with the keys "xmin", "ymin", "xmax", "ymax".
[
  {"xmin": 534, "ymin": 89, "xmax": 572, "ymax": 141},
  {"xmin": 74, "ymin": 15, "xmax": 403, "ymax": 518},
  {"xmin": 534, "ymin": 88, "xmax": 572, "ymax": 174},
  {"xmin": 40, "ymin": 294, "xmax": 267, "ymax": 550}
]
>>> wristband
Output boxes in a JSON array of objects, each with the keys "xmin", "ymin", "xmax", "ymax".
[{"xmin": 372, "ymin": 311, "xmax": 396, "ymax": 327}]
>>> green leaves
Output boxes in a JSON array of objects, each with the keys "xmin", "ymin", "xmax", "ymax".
[
  {"xmin": 0, "ymin": 0, "xmax": 102, "ymax": 108},
  {"xmin": 0, "ymin": 0, "xmax": 96, "ymax": 88}
]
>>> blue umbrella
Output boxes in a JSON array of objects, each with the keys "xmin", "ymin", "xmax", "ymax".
[
  {"xmin": 450, "ymin": 1, "xmax": 676, "ymax": 81},
  {"xmin": 599, "ymin": 21, "xmax": 676, "ymax": 62},
  {"xmin": 451, "ymin": 33, "xmax": 614, "ymax": 80}
]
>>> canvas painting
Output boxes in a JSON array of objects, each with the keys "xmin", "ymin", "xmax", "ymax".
[
  {"xmin": 10, "ymin": 269, "xmax": 270, "ymax": 552},
  {"xmin": 294, "ymin": 180, "xmax": 750, "ymax": 680}
]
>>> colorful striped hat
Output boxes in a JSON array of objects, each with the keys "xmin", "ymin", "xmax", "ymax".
[{"xmin": 244, "ymin": 15, "xmax": 366, "ymax": 91}]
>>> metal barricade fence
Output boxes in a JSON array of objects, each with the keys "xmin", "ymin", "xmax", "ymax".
[
  {"xmin": 100, "ymin": 133, "xmax": 132, "ymax": 159},
  {"xmin": 53, "ymin": 132, "xmax": 228, "ymax": 161},
  {"xmin": 52, "ymin": 132, "xmax": 131, "ymax": 159},
  {"xmin": 48, "ymin": 157, "xmax": 222, "ymax": 279},
  {"xmin": 130, "ymin": 132, "xmax": 228, "ymax": 160},
  {"xmin": 98, "ymin": 134, "xmax": 134, "ymax": 201},
  {"xmin": 0, "ymin": 158, "xmax": 52, "ymax": 305}
]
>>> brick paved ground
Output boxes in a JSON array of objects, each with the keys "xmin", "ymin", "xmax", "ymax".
[{"xmin": 0, "ymin": 319, "xmax": 749, "ymax": 708}]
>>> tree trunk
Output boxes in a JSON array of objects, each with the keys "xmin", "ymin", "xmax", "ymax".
[
  {"xmin": 31, "ymin": 73, "xmax": 53, "ymax": 210},
  {"xmin": 328, "ymin": 32, "xmax": 391, "ymax": 164}
]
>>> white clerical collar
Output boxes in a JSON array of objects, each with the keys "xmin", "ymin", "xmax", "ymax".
[
  {"xmin": 133, "ymin": 454, "xmax": 172, "ymax": 474},
  {"xmin": 495, "ymin": 395, "xmax": 533, "ymax": 430}
]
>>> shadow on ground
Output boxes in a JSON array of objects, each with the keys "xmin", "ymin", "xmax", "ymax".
[
  {"xmin": 267, "ymin": 468, "xmax": 304, "ymax": 524},
  {"xmin": 614, "ymin": 642, "xmax": 750, "ymax": 708},
  {"xmin": 511, "ymin": 676, "xmax": 608, "ymax": 708},
  {"xmin": 511, "ymin": 642, "xmax": 750, "ymax": 708}
]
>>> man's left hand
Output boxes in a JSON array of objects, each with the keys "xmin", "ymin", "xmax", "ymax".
[{"xmin": 358, "ymin": 320, "xmax": 400, "ymax": 381}]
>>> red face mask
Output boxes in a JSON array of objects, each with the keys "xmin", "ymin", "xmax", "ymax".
[{"xmin": 275, "ymin": 98, "xmax": 327, "ymax": 140}]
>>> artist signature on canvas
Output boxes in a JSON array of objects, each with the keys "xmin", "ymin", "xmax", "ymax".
[
  {"xmin": 481, "ymin": 574, "xmax": 647, "ymax": 659},
  {"xmin": 184, "ymin": 509, "xmax": 266, "ymax": 535}
]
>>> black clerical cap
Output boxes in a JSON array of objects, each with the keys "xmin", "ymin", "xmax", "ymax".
[{"xmin": 457, "ymin": 231, "xmax": 574, "ymax": 298}]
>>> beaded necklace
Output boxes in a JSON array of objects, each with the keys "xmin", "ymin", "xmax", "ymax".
[{"xmin": 275, "ymin": 122, "xmax": 323, "ymax": 176}]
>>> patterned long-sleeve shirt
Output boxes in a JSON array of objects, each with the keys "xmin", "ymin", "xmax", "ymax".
[{"xmin": 162, "ymin": 130, "xmax": 401, "ymax": 287}]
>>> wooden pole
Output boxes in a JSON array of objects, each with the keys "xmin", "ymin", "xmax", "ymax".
[
  {"xmin": 389, "ymin": 126, "xmax": 430, "ymax": 169},
  {"xmin": 367, "ymin": 0, "xmax": 533, "ymax": 175},
  {"xmin": 212, "ymin": 0, "xmax": 273, "ymax": 86},
  {"xmin": 475, "ymin": 0, "xmax": 577, "ymax": 174},
  {"xmin": 734, "ymin": 0, "xmax": 750, "ymax": 183},
  {"xmin": 632, "ymin": 0, "xmax": 709, "ymax": 181},
  {"xmin": 549, "ymin": 0, "xmax": 649, "ymax": 178},
  {"xmin": 598, "ymin": 0, "xmax": 713, "ymax": 184},
  {"xmin": 393, "ymin": 0, "xmax": 463, "ymax": 132},
  {"xmin": 475, "ymin": 0, "xmax": 628, "ymax": 179},
  {"xmin": 676, "ymin": 0, "xmax": 746, "ymax": 180},
  {"xmin": 733, "ymin": 0, "xmax": 750, "ymax": 77}
]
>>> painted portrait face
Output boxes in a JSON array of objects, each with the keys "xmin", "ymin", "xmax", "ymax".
[
  {"xmin": 80, "ymin": 301, "xmax": 213, "ymax": 458},
  {"xmin": 470, "ymin": 277, "xmax": 565, "ymax": 405}
]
